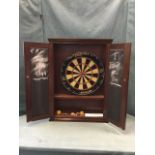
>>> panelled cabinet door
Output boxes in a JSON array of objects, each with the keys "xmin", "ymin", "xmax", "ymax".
[
  {"xmin": 24, "ymin": 42, "xmax": 51, "ymax": 122},
  {"xmin": 105, "ymin": 43, "xmax": 131, "ymax": 129}
]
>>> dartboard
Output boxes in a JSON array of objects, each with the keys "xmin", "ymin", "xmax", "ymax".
[{"xmin": 61, "ymin": 52, "xmax": 104, "ymax": 95}]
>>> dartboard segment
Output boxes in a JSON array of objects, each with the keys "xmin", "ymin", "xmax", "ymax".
[
  {"xmin": 81, "ymin": 57, "xmax": 86, "ymax": 71},
  {"xmin": 61, "ymin": 52, "xmax": 104, "ymax": 95}
]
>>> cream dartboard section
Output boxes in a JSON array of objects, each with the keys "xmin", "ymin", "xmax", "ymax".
[{"xmin": 61, "ymin": 52, "xmax": 104, "ymax": 95}]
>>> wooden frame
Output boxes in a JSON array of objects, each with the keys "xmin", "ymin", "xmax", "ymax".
[
  {"xmin": 104, "ymin": 43, "xmax": 131, "ymax": 129},
  {"xmin": 24, "ymin": 39, "xmax": 131, "ymax": 130},
  {"xmin": 48, "ymin": 39, "xmax": 113, "ymax": 123},
  {"xmin": 24, "ymin": 42, "xmax": 51, "ymax": 122}
]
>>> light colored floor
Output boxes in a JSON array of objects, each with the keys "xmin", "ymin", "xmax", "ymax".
[{"xmin": 19, "ymin": 114, "xmax": 135, "ymax": 152}]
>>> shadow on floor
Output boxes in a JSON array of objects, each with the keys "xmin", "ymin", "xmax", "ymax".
[{"xmin": 19, "ymin": 148, "xmax": 135, "ymax": 155}]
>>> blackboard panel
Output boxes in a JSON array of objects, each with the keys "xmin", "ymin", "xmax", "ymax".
[
  {"xmin": 31, "ymin": 80, "xmax": 48, "ymax": 116},
  {"xmin": 108, "ymin": 49, "xmax": 124, "ymax": 124},
  {"xmin": 30, "ymin": 48, "xmax": 49, "ymax": 116}
]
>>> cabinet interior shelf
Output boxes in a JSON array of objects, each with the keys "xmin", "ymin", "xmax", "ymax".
[
  {"xmin": 54, "ymin": 116, "xmax": 107, "ymax": 122},
  {"xmin": 54, "ymin": 94, "xmax": 104, "ymax": 100}
]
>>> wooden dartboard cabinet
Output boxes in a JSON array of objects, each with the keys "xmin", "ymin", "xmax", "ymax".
[{"xmin": 24, "ymin": 39, "xmax": 131, "ymax": 129}]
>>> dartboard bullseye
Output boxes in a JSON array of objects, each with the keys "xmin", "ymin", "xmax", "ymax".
[{"xmin": 61, "ymin": 52, "xmax": 104, "ymax": 95}]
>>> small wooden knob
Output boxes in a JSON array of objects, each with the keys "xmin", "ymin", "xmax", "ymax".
[
  {"xmin": 56, "ymin": 110, "xmax": 62, "ymax": 115},
  {"xmin": 79, "ymin": 111, "xmax": 85, "ymax": 117},
  {"xmin": 70, "ymin": 112, "xmax": 76, "ymax": 117}
]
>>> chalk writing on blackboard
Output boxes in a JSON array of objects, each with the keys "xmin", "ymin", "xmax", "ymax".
[
  {"xmin": 109, "ymin": 50, "xmax": 124, "ymax": 87},
  {"xmin": 30, "ymin": 48, "xmax": 48, "ymax": 81}
]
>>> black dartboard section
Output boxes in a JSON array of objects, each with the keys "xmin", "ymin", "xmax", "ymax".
[{"xmin": 61, "ymin": 52, "xmax": 104, "ymax": 95}]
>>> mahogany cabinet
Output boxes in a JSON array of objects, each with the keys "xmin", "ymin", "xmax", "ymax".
[{"xmin": 24, "ymin": 39, "xmax": 131, "ymax": 129}]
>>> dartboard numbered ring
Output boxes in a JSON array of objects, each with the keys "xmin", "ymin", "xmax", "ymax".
[{"xmin": 61, "ymin": 52, "xmax": 104, "ymax": 95}]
